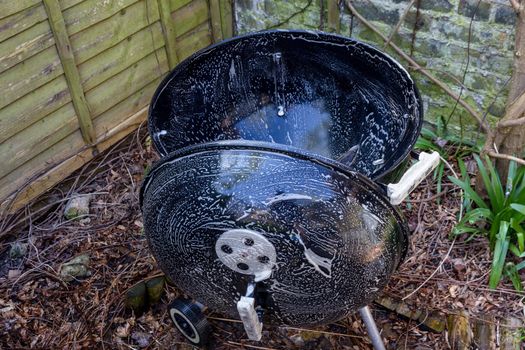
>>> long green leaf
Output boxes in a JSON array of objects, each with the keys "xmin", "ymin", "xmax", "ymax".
[
  {"xmin": 420, "ymin": 127, "xmax": 438, "ymax": 140},
  {"xmin": 489, "ymin": 215, "xmax": 502, "ymax": 248},
  {"xmin": 509, "ymin": 243, "xmax": 525, "ymax": 258},
  {"xmin": 458, "ymin": 157, "xmax": 469, "ymax": 179},
  {"xmin": 474, "ymin": 154, "xmax": 494, "ymax": 204},
  {"xmin": 452, "ymin": 225, "xmax": 482, "ymax": 236},
  {"xmin": 516, "ymin": 260, "xmax": 525, "ymax": 271},
  {"xmin": 504, "ymin": 262, "xmax": 523, "ymax": 292},
  {"xmin": 436, "ymin": 163, "xmax": 445, "ymax": 204},
  {"xmin": 511, "ymin": 203, "xmax": 525, "ymax": 215},
  {"xmin": 474, "ymin": 155, "xmax": 503, "ymax": 212},
  {"xmin": 506, "ymin": 160, "xmax": 517, "ymax": 199},
  {"xmin": 448, "ymin": 176, "xmax": 488, "ymax": 209},
  {"xmin": 489, "ymin": 221, "xmax": 510, "ymax": 289},
  {"xmin": 456, "ymin": 208, "xmax": 493, "ymax": 231},
  {"xmin": 510, "ymin": 217, "xmax": 525, "ymax": 233},
  {"xmin": 510, "ymin": 166, "xmax": 525, "ymax": 203},
  {"xmin": 485, "ymin": 155, "xmax": 505, "ymax": 211},
  {"xmin": 457, "ymin": 158, "xmax": 474, "ymax": 212},
  {"xmin": 415, "ymin": 138, "xmax": 438, "ymax": 152},
  {"xmin": 497, "ymin": 218, "xmax": 509, "ymax": 240}
]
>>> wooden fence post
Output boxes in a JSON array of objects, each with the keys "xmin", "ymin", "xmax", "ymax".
[
  {"xmin": 209, "ymin": 0, "xmax": 224, "ymax": 42},
  {"xmin": 219, "ymin": 0, "xmax": 234, "ymax": 39},
  {"xmin": 157, "ymin": 0, "xmax": 180, "ymax": 68},
  {"xmin": 42, "ymin": 0, "xmax": 96, "ymax": 146},
  {"xmin": 327, "ymin": 0, "xmax": 340, "ymax": 33}
]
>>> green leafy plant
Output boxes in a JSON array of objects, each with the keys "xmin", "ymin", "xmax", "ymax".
[
  {"xmin": 415, "ymin": 117, "xmax": 481, "ymax": 199},
  {"xmin": 449, "ymin": 155, "xmax": 525, "ymax": 290}
]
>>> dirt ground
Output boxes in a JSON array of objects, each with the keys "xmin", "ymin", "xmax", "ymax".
[{"xmin": 1, "ymin": 128, "xmax": 523, "ymax": 349}]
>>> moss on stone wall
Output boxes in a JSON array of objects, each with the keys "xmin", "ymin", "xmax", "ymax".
[{"xmin": 235, "ymin": 0, "xmax": 516, "ymax": 139}]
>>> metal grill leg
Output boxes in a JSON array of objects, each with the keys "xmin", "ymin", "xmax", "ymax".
[{"xmin": 359, "ymin": 306, "xmax": 386, "ymax": 350}]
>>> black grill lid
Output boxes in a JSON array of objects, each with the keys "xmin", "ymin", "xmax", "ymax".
[{"xmin": 148, "ymin": 30, "xmax": 423, "ymax": 180}]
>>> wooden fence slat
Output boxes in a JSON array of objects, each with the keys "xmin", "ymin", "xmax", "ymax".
[
  {"xmin": 172, "ymin": 0, "xmax": 209, "ymax": 37},
  {"xmin": 0, "ymin": 46, "xmax": 63, "ymax": 110},
  {"xmin": 0, "ymin": 22, "xmax": 55, "ymax": 74},
  {"xmin": 157, "ymin": 0, "xmax": 179, "ymax": 68},
  {"xmin": 43, "ymin": 0, "xmax": 96, "ymax": 145},
  {"xmin": 85, "ymin": 48, "xmax": 168, "ymax": 118},
  {"xmin": 70, "ymin": 0, "xmax": 160, "ymax": 65},
  {"xmin": 0, "ymin": 75, "xmax": 70, "ymax": 143},
  {"xmin": 0, "ymin": 0, "xmax": 40, "ymax": 20},
  {"xmin": 62, "ymin": 0, "xmax": 138, "ymax": 36},
  {"xmin": 0, "ymin": 103, "xmax": 77, "ymax": 179},
  {"xmin": 1, "ymin": 107, "xmax": 146, "ymax": 213},
  {"xmin": 80, "ymin": 22, "xmax": 164, "ymax": 91},
  {"xmin": 176, "ymin": 22, "xmax": 212, "ymax": 61},
  {"xmin": 219, "ymin": 0, "xmax": 233, "ymax": 39},
  {"xmin": 0, "ymin": 79, "xmax": 161, "ymax": 211},
  {"xmin": 0, "ymin": 72, "xmax": 160, "ymax": 181},
  {"xmin": 169, "ymin": 0, "xmax": 192, "ymax": 11},
  {"xmin": 0, "ymin": 3, "xmax": 47, "ymax": 43},
  {"xmin": 327, "ymin": 0, "xmax": 340, "ymax": 33},
  {"xmin": 59, "ymin": 0, "xmax": 84, "ymax": 11},
  {"xmin": 209, "ymin": 0, "xmax": 223, "ymax": 43},
  {"xmin": 94, "ymin": 78, "xmax": 161, "ymax": 136}
]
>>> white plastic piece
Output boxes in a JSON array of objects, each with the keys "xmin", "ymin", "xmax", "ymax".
[
  {"xmin": 387, "ymin": 151, "xmax": 440, "ymax": 205},
  {"xmin": 215, "ymin": 229, "xmax": 276, "ymax": 282},
  {"xmin": 237, "ymin": 296, "xmax": 263, "ymax": 341}
]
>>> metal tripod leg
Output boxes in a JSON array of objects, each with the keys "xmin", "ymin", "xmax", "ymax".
[{"xmin": 359, "ymin": 306, "xmax": 386, "ymax": 350}]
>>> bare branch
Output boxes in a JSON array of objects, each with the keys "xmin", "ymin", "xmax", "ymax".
[
  {"xmin": 498, "ymin": 116, "xmax": 525, "ymax": 128},
  {"xmin": 505, "ymin": 90, "xmax": 525, "ymax": 118},
  {"xmin": 488, "ymin": 151, "xmax": 525, "ymax": 166},
  {"xmin": 509, "ymin": 0, "xmax": 520, "ymax": 13},
  {"xmin": 384, "ymin": 0, "xmax": 416, "ymax": 49},
  {"xmin": 267, "ymin": 0, "xmax": 314, "ymax": 29},
  {"xmin": 344, "ymin": 0, "xmax": 491, "ymax": 134}
]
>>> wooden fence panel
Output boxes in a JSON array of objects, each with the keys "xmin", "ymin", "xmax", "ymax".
[
  {"xmin": 62, "ymin": 0, "xmax": 140, "ymax": 36},
  {"xmin": 0, "ymin": 0, "xmax": 41, "ymax": 20},
  {"xmin": 0, "ymin": 0, "xmax": 229, "ymax": 212},
  {"xmin": 0, "ymin": 3, "xmax": 48, "ymax": 43},
  {"xmin": 79, "ymin": 23, "xmax": 165, "ymax": 91},
  {"xmin": 0, "ymin": 76, "xmax": 71, "ymax": 143},
  {"xmin": 0, "ymin": 103, "xmax": 77, "ymax": 179},
  {"xmin": 0, "ymin": 46, "xmax": 63, "ymax": 109},
  {"xmin": 0, "ymin": 21, "xmax": 55, "ymax": 74}
]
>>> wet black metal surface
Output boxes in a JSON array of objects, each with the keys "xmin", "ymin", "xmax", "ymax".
[
  {"xmin": 141, "ymin": 141, "xmax": 408, "ymax": 326},
  {"xmin": 148, "ymin": 30, "xmax": 422, "ymax": 180}
]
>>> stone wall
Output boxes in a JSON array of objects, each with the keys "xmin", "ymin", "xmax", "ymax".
[{"xmin": 235, "ymin": 0, "xmax": 517, "ymax": 134}]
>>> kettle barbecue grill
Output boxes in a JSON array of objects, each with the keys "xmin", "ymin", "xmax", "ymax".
[{"xmin": 140, "ymin": 30, "xmax": 440, "ymax": 349}]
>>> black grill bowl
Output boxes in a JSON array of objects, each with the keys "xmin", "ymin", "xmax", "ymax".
[{"xmin": 141, "ymin": 141, "xmax": 408, "ymax": 326}]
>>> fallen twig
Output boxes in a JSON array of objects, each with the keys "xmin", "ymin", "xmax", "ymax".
[
  {"xmin": 226, "ymin": 341, "xmax": 279, "ymax": 350},
  {"xmin": 402, "ymin": 238, "xmax": 457, "ymax": 301}
]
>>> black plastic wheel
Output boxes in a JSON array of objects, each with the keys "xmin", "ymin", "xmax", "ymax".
[{"xmin": 168, "ymin": 299, "xmax": 211, "ymax": 347}]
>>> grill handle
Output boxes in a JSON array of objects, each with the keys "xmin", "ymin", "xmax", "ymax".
[{"xmin": 387, "ymin": 151, "xmax": 440, "ymax": 205}]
